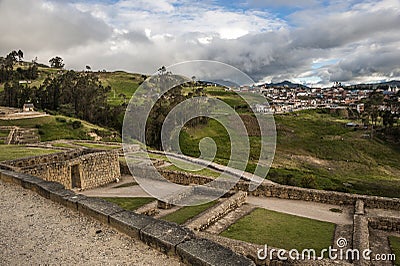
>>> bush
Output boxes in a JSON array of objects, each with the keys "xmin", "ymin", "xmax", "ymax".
[
  {"xmin": 300, "ymin": 175, "xmax": 317, "ymax": 188},
  {"xmin": 56, "ymin": 117, "xmax": 67, "ymax": 123},
  {"xmin": 71, "ymin": 120, "xmax": 82, "ymax": 129}
]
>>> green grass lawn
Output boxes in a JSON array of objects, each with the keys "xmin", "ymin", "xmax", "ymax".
[
  {"xmin": 101, "ymin": 197, "xmax": 154, "ymax": 211},
  {"xmin": 73, "ymin": 142, "xmax": 121, "ymax": 150},
  {"xmin": 0, "ymin": 130, "xmax": 9, "ymax": 138},
  {"xmin": 163, "ymin": 164, "xmax": 221, "ymax": 178},
  {"xmin": 389, "ymin": 236, "xmax": 400, "ymax": 266},
  {"xmin": 221, "ymin": 208, "xmax": 335, "ymax": 252},
  {"xmin": 160, "ymin": 201, "xmax": 218, "ymax": 224},
  {"xmin": 0, "ymin": 145, "xmax": 58, "ymax": 161},
  {"xmin": 52, "ymin": 143, "xmax": 78, "ymax": 149},
  {"xmin": 0, "ymin": 115, "xmax": 118, "ymax": 142}
]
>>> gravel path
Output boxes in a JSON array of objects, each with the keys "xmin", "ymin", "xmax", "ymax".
[
  {"xmin": 247, "ymin": 196, "xmax": 353, "ymax": 224},
  {"xmin": 0, "ymin": 180, "xmax": 182, "ymax": 265}
]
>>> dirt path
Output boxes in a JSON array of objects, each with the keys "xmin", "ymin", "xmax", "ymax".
[
  {"xmin": 0, "ymin": 180, "xmax": 182, "ymax": 265},
  {"xmin": 247, "ymin": 196, "xmax": 353, "ymax": 224},
  {"xmin": 80, "ymin": 175, "xmax": 152, "ymax": 198}
]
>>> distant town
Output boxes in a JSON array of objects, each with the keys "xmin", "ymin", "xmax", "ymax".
[{"xmin": 236, "ymin": 81, "xmax": 400, "ymax": 114}]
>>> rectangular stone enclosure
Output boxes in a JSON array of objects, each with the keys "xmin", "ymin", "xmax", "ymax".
[{"xmin": 0, "ymin": 149, "xmax": 120, "ymax": 190}]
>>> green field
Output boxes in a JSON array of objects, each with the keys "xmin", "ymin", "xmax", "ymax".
[
  {"xmin": 98, "ymin": 71, "xmax": 145, "ymax": 106},
  {"xmin": 389, "ymin": 236, "xmax": 400, "ymax": 266},
  {"xmin": 0, "ymin": 115, "xmax": 117, "ymax": 142},
  {"xmin": 179, "ymin": 106, "xmax": 400, "ymax": 198},
  {"xmin": 101, "ymin": 197, "xmax": 154, "ymax": 211},
  {"xmin": 160, "ymin": 200, "xmax": 218, "ymax": 224},
  {"xmin": 0, "ymin": 145, "xmax": 58, "ymax": 161},
  {"xmin": 221, "ymin": 208, "xmax": 335, "ymax": 253},
  {"xmin": 73, "ymin": 142, "xmax": 121, "ymax": 150}
]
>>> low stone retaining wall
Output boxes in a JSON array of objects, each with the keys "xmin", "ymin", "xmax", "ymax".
[
  {"xmin": 368, "ymin": 216, "xmax": 400, "ymax": 233},
  {"xmin": 186, "ymin": 191, "xmax": 247, "ymax": 232},
  {"xmin": 156, "ymin": 169, "xmax": 400, "ymax": 211},
  {"xmin": 352, "ymin": 214, "xmax": 369, "ymax": 266},
  {"xmin": 0, "ymin": 169, "xmax": 254, "ymax": 266}
]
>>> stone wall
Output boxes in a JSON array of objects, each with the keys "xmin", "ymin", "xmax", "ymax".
[
  {"xmin": 368, "ymin": 216, "xmax": 400, "ymax": 233},
  {"xmin": 23, "ymin": 162, "xmax": 71, "ymax": 188},
  {"xmin": 157, "ymin": 169, "xmax": 400, "ymax": 211},
  {"xmin": 2, "ymin": 150, "xmax": 120, "ymax": 190},
  {"xmin": 73, "ymin": 151, "xmax": 120, "ymax": 190},
  {"xmin": 186, "ymin": 191, "xmax": 247, "ymax": 232}
]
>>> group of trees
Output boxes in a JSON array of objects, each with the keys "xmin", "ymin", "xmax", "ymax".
[
  {"xmin": 361, "ymin": 89, "xmax": 400, "ymax": 142},
  {"xmin": 125, "ymin": 70, "xmax": 209, "ymax": 150},
  {"xmin": 0, "ymin": 50, "xmax": 38, "ymax": 83},
  {"xmin": 363, "ymin": 90, "xmax": 400, "ymax": 128},
  {"xmin": 1, "ymin": 69, "xmax": 125, "ymax": 130}
]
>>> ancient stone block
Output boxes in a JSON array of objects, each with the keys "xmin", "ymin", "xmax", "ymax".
[
  {"xmin": 63, "ymin": 194, "xmax": 88, "ymax": 210},
  {"xmin": 49, "ymin": 188, "xmax": 76, "ymax": 206},
  {"xmin": 176, "ymin": 238, "xmax": 255, "ymax": 266},
  {"xmin": 35, "ymin": 180, "xmax": 66, "ymax": 199},
  {"xmin": 77, "ymin": 197, "xmax": 124, "ymax": 224},
  {"xmin": 0, "ymin": 170, "xmax": 24, "ymax": 185},
  {"xmin": 140, "ymin": 219, "xmax": 195, "ymax": 255},
  {"xmin": 109, "ymin": 211, "xmax": 156, "ymax": 239}
]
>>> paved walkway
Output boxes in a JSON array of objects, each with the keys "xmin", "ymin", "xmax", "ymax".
[
  {"xmin": 80, "ymin": 175, "xmax": 152, "ymax": 198},
  {"xmin": 247, "ymin": 196, "xmax": 353, "ymax": 224},
  {"xmin": 0, "ymin": 180, "xmax": 181, "ymax": 265}
]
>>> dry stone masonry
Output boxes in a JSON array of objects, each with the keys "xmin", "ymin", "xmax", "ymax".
[{"xmin": 0, "ymin": 149, "xmax": 120, "ymax": 190}]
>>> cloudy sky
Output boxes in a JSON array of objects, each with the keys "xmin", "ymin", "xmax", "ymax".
[{"xmin": 1, "ymin": 0, "xmax": 399, "ymax": 86}]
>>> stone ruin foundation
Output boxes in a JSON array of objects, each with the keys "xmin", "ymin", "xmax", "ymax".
[{"xmin": 0, "ymin": 149, "xmax": 120, "ymax": 190}]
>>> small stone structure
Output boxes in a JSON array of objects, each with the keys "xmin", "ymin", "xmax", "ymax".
[
  {"xmin": 22, "ymin": 103, "xmax": 35, "ymax": 112},
  {"xmin": 0, "ymin": 149, "xmax": 120, "ymax": 190}
]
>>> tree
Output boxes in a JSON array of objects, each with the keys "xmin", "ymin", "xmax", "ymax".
[
  {"xmin": 49, "ymin": 56, "xmax": 65, "ymax": 69},
  {"xmin": 17, "ymin": 50, "xmax": 23, "ymax": 62},
  {"xmin": 5, "ymin": 50, "xmax": 18, "ymax": 69}
]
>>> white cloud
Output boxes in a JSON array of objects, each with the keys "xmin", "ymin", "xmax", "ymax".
[{"xmin": 1, "ymin": 0, "xmax": 400, "ymax": 85}]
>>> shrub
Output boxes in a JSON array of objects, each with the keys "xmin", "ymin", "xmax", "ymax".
[
  {"xmin": 71, "ymin": 120, "xmax": 82, "ymax": 129},
  {"xmin": 56, "ymin": 117, "xmax": 67, "ymax": 123}
]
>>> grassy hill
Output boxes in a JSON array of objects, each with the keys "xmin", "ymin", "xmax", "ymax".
[
  {"xmin": 180, "ymin": 89, "xmax": 400, "ymax": 198},
  {"xmin": 0, "ymin": 115, "xmax": 119, "ymax": 142},
  {"xmin": 98, "ymin": 71, "xmax": 146, "ymax": 106},
  {"xmin": 0, "ymin": 63, "xmax": 145, "ymax": 106}
]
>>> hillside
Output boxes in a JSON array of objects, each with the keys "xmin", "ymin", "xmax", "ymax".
[
  {"xmin": 0, "ymin": 62, "xmax": 145, "ymax": 107},
  {"xmin": 1, "ymin": 62, "xmax": 399, "ymax": 198},
  {"xmin": 180, "ymin": 94, "xmax": 400, "ymax": 198},
  {"xmin": 0, "ymin": 114, "xmax": 119, "ymax": 142}
]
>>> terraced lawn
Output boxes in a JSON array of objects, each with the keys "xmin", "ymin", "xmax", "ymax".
[
  {"xmin": 221, "ymin": 208, "xmax": 335, "ymax": 253},
  {"xmin": 0, "ymin": 145, "xmax": 58, "ymax": 161},
  {"xmin": 160, "ymin": 201, "xmax": 218, "ymax": 224}
]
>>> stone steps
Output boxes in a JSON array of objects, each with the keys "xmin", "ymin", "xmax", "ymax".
[
  {"xmin": 205, "ymin": 203, "xmax": 256, "ymax": 234},
  {"xmin": 7, "ymin": 127, "xmax": 40, "ymax": 144}
]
